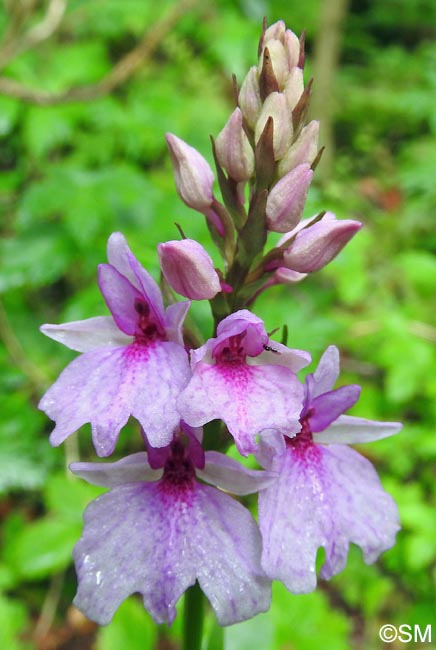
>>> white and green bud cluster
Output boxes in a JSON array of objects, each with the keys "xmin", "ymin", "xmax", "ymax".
[{"xmin": 238, "ymin": 20, "xmax": 320, "ymax": 176}]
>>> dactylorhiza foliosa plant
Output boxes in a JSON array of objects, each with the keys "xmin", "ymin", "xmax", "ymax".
[{"xmin": 38, "ymin": 19, "xmax": 401, "ymax": 647}]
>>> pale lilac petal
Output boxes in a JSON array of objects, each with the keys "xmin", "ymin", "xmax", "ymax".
[
  {"xmin": 98, "ymin": 264, "xmax": 143, "ymax": 335},
  {"xmin": 106, "ymin": 232, "xmax": 165, "ymax": 326},
  {"xmin": 73, "ymin": 482, "xmax": 271, "ymax": 625},
  {"xmin": 248, "ymin": 343, "xmax": 311, "ymax": 373},
  {"xmin": 40, "ymin": 317, "xmax": 131, "ymax": 353},
  {"xmin": 165, "ymin": 301, "xmax": 191, "ymax": 346},
  {"xmin": 256, "ymin": 430, "xmax": 287, "ymax": 469},
  {"xmin": 40, "ymin": 346, "xmax": 132, "ymax": 453},
  {"xmin": 309, "ymin": 385, "xmax": 361, "ymax": 432},
  {"xmin": 70, "ymin": 453, "xmax": 161, "ymax": 487},
  {"xmin": 313, "ymin": 414, "xmax": 403, "ymax": 445},
  {"xmin": 127, "ymin": 250, "xmax": 165, "ymax": 327},
  {"xmin": 106, "ymin": 232, "xmax": 139, "ymax": 286},
  {"xmin": 311, "ymin": 345, "xmax": 340, "ymax": 398},
  {"xmin": 259, "ymin": 443, "xmax": 399, "ymax": 592},
  {"xmin": 190, "ymin": 339, "xmax": 214, "ymax": 367},
  {"xmin": 216, "ymin": 309, "xmax": 265, "ymax": 335},
  {"xmin": 39, "ymin": 341, "xmax": 190, "ymax": 456},
  {"xmin": 215, "ymin": 310, "xmax": 267, "ymax": 357},
  {"xmin": 130, "ymin": 343, "xmax": 191, "ymax": 448},
  {"xmin": 178, "ymin": 363, "xmax": 304, "ymax": 455},
  {"xmin": 198, "ymin": 451, "xmax": 277, "ymax": 495}
]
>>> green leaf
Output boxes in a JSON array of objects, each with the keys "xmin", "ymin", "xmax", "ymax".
[
  {"xmin": 96, "ymin": 597, "xmax": 157, "ymax": 650},
  {"xmin": 396, "ymin": 251, "xmax": 436, "ymax": 297},
  {"xmin": 0, "ymin": 594, "xmax": 30, "ymax": 650},
  {"xmin": 44, "ymin": 473, "xmax": 104, "ymax": 522},
  {"xmin": 3, "ymin": 517, "xmax": 80, "ymax": 581},
  {"xmin": 271, "ymin": 583, "xmax": 351, "ymax": 650},
  {"xmin": 23, "ymin": 105, "xmax": 78, "ymax": 158},
  {"xmin": 0, "ymin": 96, "xmax": 20, "ymax": 137},
  {"xmin": 0, "ymin": 227, "xmax": 74, "ymax": 291},
  {"xmin": 0, "ymin": 391, "xmax": 54, "ymax": 495},
  {"xmin": 225, "ymin": 612, "xmax": 273, "ymax": 650}
]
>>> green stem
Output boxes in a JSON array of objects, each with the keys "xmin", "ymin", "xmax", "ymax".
[
  {"xmin": 183, "ymin": 582, "xmax": 205, "ymax": 650},
  {"xmin": 205, "ymin": 618, "xmax": 224, "ymax": 650},
  {"xmin": 210, "ymin": 292, "xmax": 231, "ymax": 331}
]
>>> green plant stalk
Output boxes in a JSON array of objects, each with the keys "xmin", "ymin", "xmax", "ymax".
[{"xmin": 182, "ymin": 582, "xmax": 205, "ymax": 650}]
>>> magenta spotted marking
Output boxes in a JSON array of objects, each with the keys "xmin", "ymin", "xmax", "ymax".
[
  {"xmin": 134, "ymin": 298, "xmax": 166, "ymax": 344},
  {"xmin": 216, "ymin": 361, "xmax": 253, "ymax": 390},
  {"xmin": 285, "ymin": 414, "xmax": 322, "ymax": 466},
  {"xmin": 154, "ymin": 431, "xmax": 201, "ymax": 502},
  {"xmin": 213, "ymin": 331, "xmax": 248, "ymax": 364},
  {"xmin": 123, "ymin": 340, "xmax": 153, "ymax": 364}
]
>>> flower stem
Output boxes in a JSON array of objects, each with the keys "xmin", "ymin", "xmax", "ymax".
[{"xmin": 183, "ymin": 582, "xmax": 205, "ymax": 650}]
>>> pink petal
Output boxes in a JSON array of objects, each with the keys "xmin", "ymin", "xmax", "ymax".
[
  {"xmin": 127, "ymin": 250, "xmax": 166, "ymax": 328},
  {"xmin": 39, "ymin": 341, "xmax": 191, "ymax": 456},
  {"xmin": 215, "ymin": 310, "xmax": 268, "ymax": 358},
  {"xmin": 106, "ymin": 232, "xmax": 139, "ymax": 286},
  {"xmin": 310, "ymin": 345, "xmax": 340, "ymax": 398},
  {"xmin": 98, "ymin": 264, "xmax": 143, "ymax": 336},
  {"xmin": 199, "ymin": 451, "xmax": 277, "ymax": 495},
  {"xmin": 106, "ymin": 232, "xmax": 165, "ymax": 327},
  {"xmin": 313, "ymin": 414, "xmax": 402, "ymax": 445},
  {"xmin": 41, "ymin": 317, "xmax": 131, "ymax": 353},
  {"xmin": 178, "ymin": 362, "xmax": 304, "ymax": 455},
  {"xmin": 309, "ymin": 385, "xmax": 361, "ymax": 432},
  {"xmin": 249, "ymin": 342, "xmax": 311, "ymax": 373},
  {"xmin": 73, "ymin": 482, "xmax": 271, "ymax": 625},
  {"xmin": 259, "ymin": 443, "xmax": 400, "ymax": 592},
  {"xmin": 70, "ymin": 453, "xmax": 162, "ymax": 487},
  {"xmin": 164, "ymin": 301, "xmax": 191, "ymax": 346}
]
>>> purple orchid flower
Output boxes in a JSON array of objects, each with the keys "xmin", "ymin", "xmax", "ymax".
[
  {"xmin": 258, "ymin": 345, "xmax": 401, "ymax": 593},
  {"xmin": 177, "ymin": 310, "xmax": 311, "ymax": 456},
  {"xmin": 38, "ymin": 232, "xmax": 191, "ymax": 456},
  {"xmin": 70, "ymin": 423, "xmax": 273, "ymax": 626}
]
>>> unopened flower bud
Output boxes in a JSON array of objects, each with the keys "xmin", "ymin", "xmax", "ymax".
[
  {"xmin": 278, "ymin": 120, "xmax": 320, "ymax": 176},
  {"xmin": 255, "ymin": 92, "xmax": 293, "ymax": 160},
  {"xmin": 258, "ymin": 39, "xmax": 289, "ymax": 89},
  {"xmin": 166, "ymin": 133, "xmax": 214, "ymax": 211},
  {"xmin": 239, "ymin": 67, "xmax": 262, "ymax": 129},
  {"xmin": 266, "ymin": 163, "xmax": 313, "ymax": 232},
  {"xmin": 274, "ymin": 267, "xmax": 307, "ymax": 284},
  {"xmin": 284, "ymin": 30, "xmax": 301, "ymax": 70},
  {"xmin": 263, "ymin": 20, "xmax": 286, "ymax": 44},
  {"xmin": 284, "ymin": 67, "xmax": 304, "ymax": 110},
  {"xmin": 215, "ymin": 108, "xmax": 255, "ymax": 182},
  {"xmin": 158, "ymin": 238, "xmax": 221, "ymax": 300},
  {"xmin": 281, "ymin": 213, "xmax": 362, "ymax": 273}
]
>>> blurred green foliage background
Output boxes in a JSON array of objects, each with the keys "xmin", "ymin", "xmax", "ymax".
[{"xmin": 0, "ymin": 0, "xmax": 435, "ymax": 648}]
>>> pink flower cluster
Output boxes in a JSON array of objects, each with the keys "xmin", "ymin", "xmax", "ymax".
[{"xmin": 39, "ymin": 19, "xmax": 402, "ymax": 629}]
